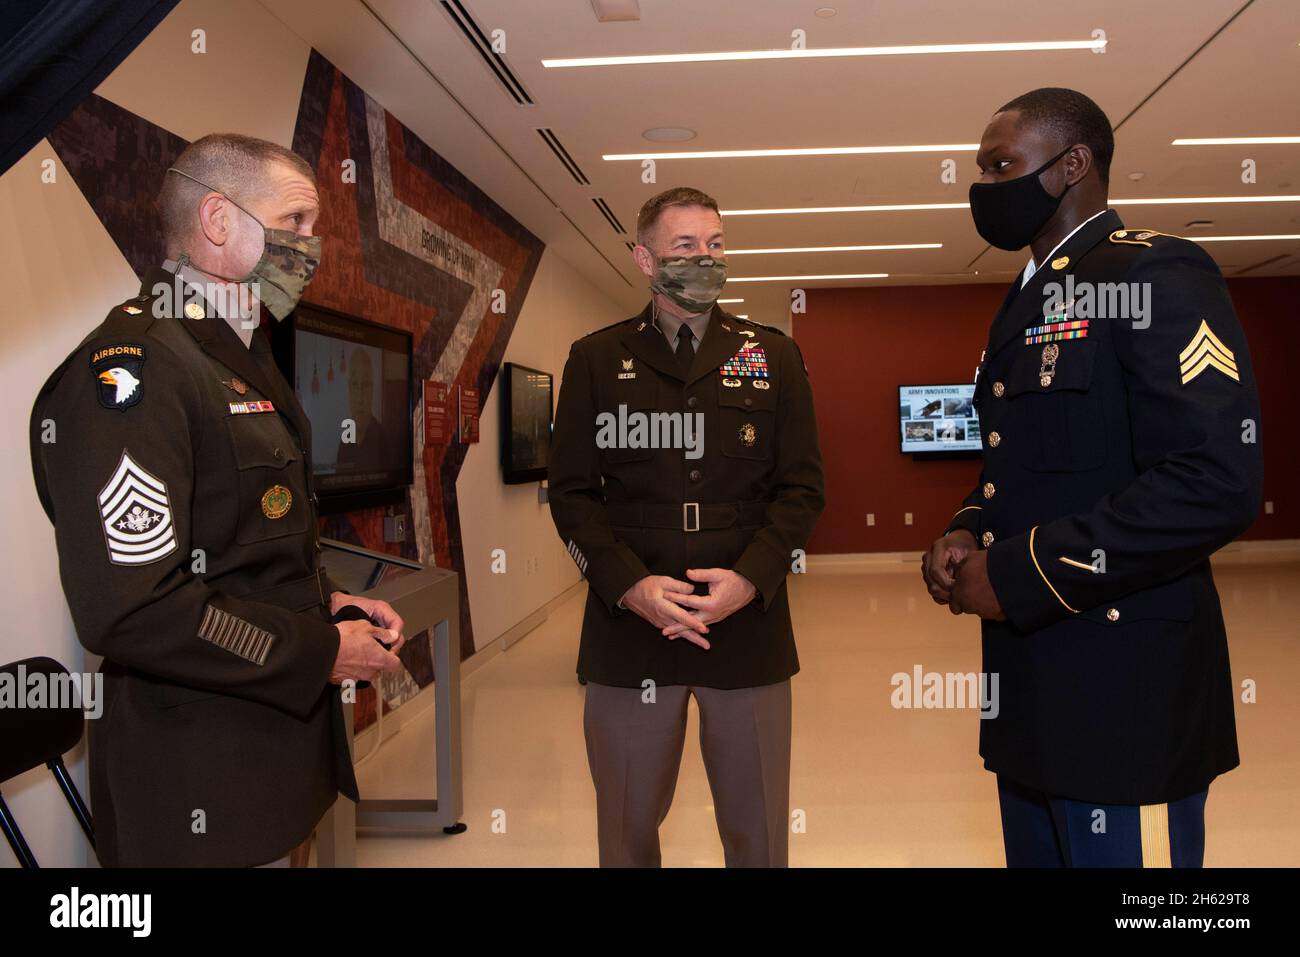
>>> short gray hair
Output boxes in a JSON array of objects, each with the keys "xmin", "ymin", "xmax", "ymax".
[{"xmin": 158, "ymin": 133, "xmax": 315, "ymax": 252}]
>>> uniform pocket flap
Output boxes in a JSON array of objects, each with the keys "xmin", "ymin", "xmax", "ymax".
[{"xmin": 226, "ymin": 416, "xmax": 300, "ymax": 470}]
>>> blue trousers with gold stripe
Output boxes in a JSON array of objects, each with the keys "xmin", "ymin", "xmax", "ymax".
[{"xmin": 997, "ymin": 775, "xmax": 1208, "ymax": 867}]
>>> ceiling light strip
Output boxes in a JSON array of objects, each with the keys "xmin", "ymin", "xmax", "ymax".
[
  {"xmin": 604, "ymin": 144, "xmax": 978, "ymax": 160},
  {"xmin": 543, "ymin": 39, "xmax": 1106, "ymax": 68}
]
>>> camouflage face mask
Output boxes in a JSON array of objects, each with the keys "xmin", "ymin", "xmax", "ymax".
[
  {"xmin": 651, "ymin": 254, "xmax": 728, "ymax": 313},
  {"xmin": 166, "ymin": 167, "xmax": 321, "ymax": 320}
]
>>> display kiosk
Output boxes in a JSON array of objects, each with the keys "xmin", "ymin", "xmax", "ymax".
[{"xmin": 314, "ymin": 538, "xmax": 466, "ymax": 867}]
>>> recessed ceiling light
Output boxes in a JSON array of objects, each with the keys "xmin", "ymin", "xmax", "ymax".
[
  {"xmin": 642, "ymin": 127, "xmax": 696, "ymax": 142},
  {"xmin": 727, "ymin": 243, "xmax": 942, "ymax": 254},
  {"xmin": 1110, "ymin": 195, "xmax": 1300, "ymax": 206},
  {"xmin": 814, "ymin": 6, "xmax": 837, "ymax": 17},
  {"xmin": 542, "ymin": 38, "xmax": 1107, "ymax": 68},
  {"xmin": 727, "ymin": 273, "xmax": 890, "ymax": 282},
  {"xmin": 1184, "ymin": 220, "xmax": 1215, "ymax": 229},
  {"xmin": 1128, "ymin": 171, "xmax": 1145, "ymax": 182},
  {"xmin": 605, "ymin": 143, "xmax": 978, "ymax": 160},
  {"xmin": 1172, "ymin": 136, "xmax": 1300, "ymax": 145}
]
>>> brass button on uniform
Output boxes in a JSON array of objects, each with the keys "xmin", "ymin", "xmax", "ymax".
[
  {"xmin": 988, "ymin": 431, "xmax": 1001, "ymax": 448},
  {"xmin": 992, "ymin": 381, "xmax": 1006, "ymax": 398},
  {"xmin": 273, "ymin": 447, "xmax": 285, "ymax": 460},
  {"xmin": 982, "ymin": 482, "xmax": 996, "ymax": 499},
  {"xmin": 688, "ymin": 469, "xmax": 702, "ymax": 482},
  {"xmin": 686, "ymin": 395, "xmax": 698, "ymax": 409},
  {"xmin": 744, "ymin": 397, "xmax": 753, "ymax": 407},
  {"xmin": 1106, "ymin": 608, "xmax": 1120, "ymax": 622},
  {"xmin": 981, "ymin": 531, "xmax": 995, "ymax": 547}
]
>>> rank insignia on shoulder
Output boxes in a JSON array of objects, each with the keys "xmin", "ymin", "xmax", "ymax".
[
  {"xmin": 1110, "ymin": 228, "xmax": 1171, "ymax": 247},
  {"xmin": 121, "ymin": 304, "xmax": 142, "ymax": 315},
  {"xmin": 1179, "ymin": 320, "xmax": 1240, "ymax": 385},
  {"xmin": 737, "ymin": 329, "xmax": 755, "ymax": 337},
  {"xmin": 98, "ymin": 450, "xmax": 176, "ymax": 565},
  {"xmin": 229, "ymin": 400, "xmax": 275, "ymax": 415},
  {"xmin": 90, "ymin": 343, "xmax": 146, "ymax": 411}
]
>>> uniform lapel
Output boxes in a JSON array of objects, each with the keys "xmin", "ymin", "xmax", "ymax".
[
  {"xmin": 142, "ymin": 267, "xmax": 307, "ymax": 442},
  {"xmin": 618, "ymin": 303, "xmax": 685, "ymax": 382},
  {"xmin": 986, "ymin": 209, "xmax": 1123, "ymax": 356},
  {"xmin": 685, "ymin": 305, "xmax": 747, "ymax": 387}
]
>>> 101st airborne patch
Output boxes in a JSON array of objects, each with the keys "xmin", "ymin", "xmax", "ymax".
[{"xmin": 90, "ymin": 343, "xmax": 147, "ymax": 411}]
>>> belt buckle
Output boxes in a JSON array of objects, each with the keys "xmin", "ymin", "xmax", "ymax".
[{"xmin": 683, "ymin": 502, "xmax": 700, "ymax": 533}]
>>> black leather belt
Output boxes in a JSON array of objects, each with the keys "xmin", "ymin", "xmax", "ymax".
[
  {"xmin": 605, "ymin": 501, "xmax": 768, "ymax": 532},
  {"xmin": 237, "ymin": 568, "xmax": 329, "ymax": 612}
]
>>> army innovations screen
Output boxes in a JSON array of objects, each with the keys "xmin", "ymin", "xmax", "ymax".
[
  {"xmin": 278, "ymin": 303, "xmax": 414, "ymax": 509},
  {"xmin": 899, "ymin": 384, "xmax": 981, "ymax": 454}
]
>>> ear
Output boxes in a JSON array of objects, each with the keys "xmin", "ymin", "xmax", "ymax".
[
  {"xmin": 196, "ymin": 192, "xmax": 232, "ymax": 247},
  {"xmin": 1064, "ymin": 144, "xmax": 1094, "ymax": 186},
  {"xmin": 632, "ymin": 243, "xmax": 657, "ymax": 280}
]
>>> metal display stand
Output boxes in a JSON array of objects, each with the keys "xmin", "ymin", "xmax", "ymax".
[{"xmin": 315, "ymin": 538, "xmax": 466, "ymax": 867}]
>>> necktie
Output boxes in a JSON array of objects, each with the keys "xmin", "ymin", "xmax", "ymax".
[{"xmin": 674, "ymin": 322, "xmax": 695, "ymax": 372}]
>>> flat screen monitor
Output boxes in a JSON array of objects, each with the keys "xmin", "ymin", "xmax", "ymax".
[
  {"xmin": 501, "ymin": 362, "xmax": 553, "ymax": 484},
  {"xmin": 271, "ymin": 302, "xmax": 413, "ymax": 512},
  {"xmin": 899, "ymin": 383, "xmax": 981, "ymax": 454}
]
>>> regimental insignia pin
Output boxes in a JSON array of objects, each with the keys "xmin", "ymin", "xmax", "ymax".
[
  {"xmin": 222, "ymin": 377, "xmax": 249, "ymax": 395},
  {"xmin": 621, "ymin": 359, "xmax": 633, "ymax": 370},
  {"xmin": 636, "ymin": 321, "xmax": 647, "ymax": 331},
  {"xmin": 739, "ymin": 423, "xmax": 757, "ymax": 447},
  {"xmin": 738, "ymin": 329, "xmax": 755, "ymax": 337},
  {"xmin": 122, "ymin": 304, "xmax": 142, "ymax": 315},
  {"xmin": 1051, "ymin": 255, "xmax": 1070, "ymax": 270},
  {"xmin": 184, "ymin": 302, "xmax": 205, "ymax": 320},
  {"xmin": 261, "ymin": 484, "xmax": 293, "ymax": 519},
  {"xmin": 1039, "ymin": 342, "xmax": 1060, "ymax": 388},
  {"xmin": 722, "ymin": 377, "xmax": 742, "ymax": 388},
  {"xmin": 721, "ymin": 323, "xmax": 732, "ymax": 332},
  {"xmin": 617, "ymin": 358, "xmax": 636, "ymax": 380},
  {"xmin": 752, "ymin": 379, "xmax": 770, "ymax": 390}
]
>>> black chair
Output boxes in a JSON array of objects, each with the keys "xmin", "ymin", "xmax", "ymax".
[{"xmin": 0, "ymin": 656, "xmax": 96, "ymax": 867}]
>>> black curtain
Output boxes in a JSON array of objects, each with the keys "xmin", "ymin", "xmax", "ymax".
[{"xmin": 0, "ymin": 0, "xmax": 180, "ymax": 177}]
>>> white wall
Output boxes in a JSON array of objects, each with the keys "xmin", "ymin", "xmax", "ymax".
[
  {"xmin": 0, "ymin": 0, "xmax": 628, "ymax": 866},
  {"xmin": 456, "ymin": 249, "xmax": 627, "ymax": 652}
]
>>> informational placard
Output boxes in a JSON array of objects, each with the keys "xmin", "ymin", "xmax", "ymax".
[
  {"xmin": 423, "ymin": 380, "xmax": 452, "ymax": 446},
  {"xmin": 459, "ymin": 386, "xmax": 480, "ymax": 444}
]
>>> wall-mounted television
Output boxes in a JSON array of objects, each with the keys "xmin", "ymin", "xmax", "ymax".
[
  {"xmin": 501, "ymin": 362, "xmax": 553, "ymax": 484},
  {"xmin": 899, "ymin": 383, "xmax": 981, "ymax": 456},
  {"xmin": 270, "ymin": 302, "xmax": 414, "ymax": 513}
]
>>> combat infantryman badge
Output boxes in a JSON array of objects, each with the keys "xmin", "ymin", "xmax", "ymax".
[
  {"xmin": 739, "ymin": 423, "xmax": 757, "ymax": 447},
  {"xmin": 261, "ymin": 485, "xmax": 293, "ymax": 519}
]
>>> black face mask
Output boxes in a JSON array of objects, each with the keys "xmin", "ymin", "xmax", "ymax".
[{"xmin": 968, "ymin": 146, "xmax": 1074, "ymax": 251}]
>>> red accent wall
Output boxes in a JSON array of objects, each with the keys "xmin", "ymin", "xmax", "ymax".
[{"xmin": 796, "ymin": 277, "xmax": 1300, "ymax": 555}]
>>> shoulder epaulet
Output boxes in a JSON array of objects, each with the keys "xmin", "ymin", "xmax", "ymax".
[
  {"xmin": 580, "ymin": 315, "xmax": 641, "ymax": 339},
  {"xmin": 733, "ymin": 314, "xmax": 786, "ymax": 337},
  {"xmin": 1108, "ymin": 228, "xmax": 1177, "ymax": 248}
]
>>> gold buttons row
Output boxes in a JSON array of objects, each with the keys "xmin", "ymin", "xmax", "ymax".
[{"xmin": 982, "ymin": 482, "xmax": 996, "ymax": 499}]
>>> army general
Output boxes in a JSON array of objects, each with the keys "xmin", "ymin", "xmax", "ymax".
[{"xmin": 548, "ymin": 187, "xmax": 825, "ymax": 867}]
